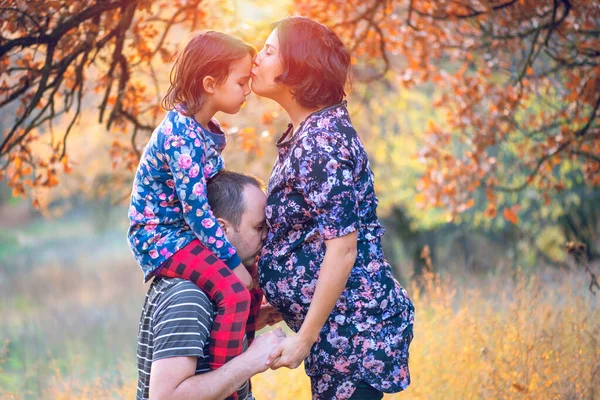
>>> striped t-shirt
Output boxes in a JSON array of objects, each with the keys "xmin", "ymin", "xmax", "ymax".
[{"xmin": 136, "ymin": 277, "xmax": 250, "ymax": 400}]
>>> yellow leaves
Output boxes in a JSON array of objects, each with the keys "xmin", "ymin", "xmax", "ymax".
[
  {"xmin": 426, "ymin": 119, "xmax": 438, "ymax": 133},
  {"xmin": 62, "ymin": 156, "xmax": 72, "ymax": 174},
  {"xmin": 414, "ymin": 192, "xmax": 426, "ymax": 204}
]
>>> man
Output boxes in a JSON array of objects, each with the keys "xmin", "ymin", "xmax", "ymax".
[{"xmin": 136, "ymin": 170, "xmax": 284, "ymax": 400}]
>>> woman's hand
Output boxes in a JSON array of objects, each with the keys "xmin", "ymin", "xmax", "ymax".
[
  {"xmin": 256, "ymin": 302, "xmax": 283, "ymax": 330},
  {"xmin": 266, "ymin": 334, "xmax": 314, "ymax": 370}
]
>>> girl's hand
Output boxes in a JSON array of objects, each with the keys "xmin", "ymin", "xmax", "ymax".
[{"xmin": 266, "ymin": 334, "xmax": 314, "ymax": 370}]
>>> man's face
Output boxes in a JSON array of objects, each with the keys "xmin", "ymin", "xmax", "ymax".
[{"xmin": 227, "ymin": 184, "xmax": 267, "ymax": 267}]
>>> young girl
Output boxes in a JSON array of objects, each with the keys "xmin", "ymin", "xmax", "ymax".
[{"xmin": 127, "ymin": 31, "xmax": 260, "ymax": 396}]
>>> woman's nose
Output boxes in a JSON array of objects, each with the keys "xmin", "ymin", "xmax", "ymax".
[{"xmin": 253, "ymin": 53, "xmax": 262, "ymax": 66}]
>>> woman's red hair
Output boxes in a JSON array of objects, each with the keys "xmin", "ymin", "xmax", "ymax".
[{"xmin": 272, "ymin": 17, "xmax": 350, "ymax": 109}]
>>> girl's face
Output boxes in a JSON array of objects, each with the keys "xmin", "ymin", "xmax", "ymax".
[
  {"xmin": 251, "ymin": 29, "xmax": 286, "ymax": 100},
  {"xmin": 212, "ymin": 53, "xmax": 252, "ymax": 114}
]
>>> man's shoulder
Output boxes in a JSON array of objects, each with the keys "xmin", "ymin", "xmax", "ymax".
[{"xmin": 149, "ymin": 278, "xmax": 214, "ymax": 314}]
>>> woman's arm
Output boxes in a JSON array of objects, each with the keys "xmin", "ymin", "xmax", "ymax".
[
  {"xmin": 268, "ymin": 231, "xmax": 357, "ymax": 369},
  {"xmin": 267, "ymin": 130, "xmax": 359, "ymax": 369}
]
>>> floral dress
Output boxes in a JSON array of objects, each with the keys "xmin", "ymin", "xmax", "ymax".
[
  {"xmin": 258, "ymin": 101, "xmax": 415, "ymax": 399},
  {"xmin": 128, "ymin": 109, "xmax": 242, "ymax": 280}
]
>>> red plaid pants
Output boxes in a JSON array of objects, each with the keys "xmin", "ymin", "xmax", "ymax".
[{"xmin": 157, "ymin": 240, "xmax": 262, "ymax": 399}]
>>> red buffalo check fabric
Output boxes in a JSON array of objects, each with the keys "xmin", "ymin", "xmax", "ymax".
[{"xmin": 157, "ymin": 240, "xmax": 253, "ymax": 400}]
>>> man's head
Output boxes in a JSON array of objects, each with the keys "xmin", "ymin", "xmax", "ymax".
[{"xmin": 207, "ymin": 170, "xmax": 267, "ymax": 266}]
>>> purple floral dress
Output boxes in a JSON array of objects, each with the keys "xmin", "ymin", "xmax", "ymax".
[{"xmin": 258, "ymin": 102, "xmax": 414, "ymax": 399}]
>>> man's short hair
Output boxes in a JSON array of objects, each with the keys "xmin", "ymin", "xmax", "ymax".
[{"xmin": 207, "ymin": 170, "xmax": 264, "ymax": 228}]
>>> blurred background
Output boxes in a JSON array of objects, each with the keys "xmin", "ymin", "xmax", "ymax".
[{"xmin": 1, "ymin": 0, "xmax": 599, "ymax": 399}]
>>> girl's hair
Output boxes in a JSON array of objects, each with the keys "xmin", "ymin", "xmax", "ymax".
[
  {"xmin": 162, "ymin": 31, "xmax": 256, "ymax": 116},
  {"xmin": 272, "ymin": 17, "xmax": 351, "ymax": 109}
]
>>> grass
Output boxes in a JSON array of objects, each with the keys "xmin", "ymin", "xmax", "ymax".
[{"xmin": 0, "ymin": 213, "xmax": 598, "ymax": 399}]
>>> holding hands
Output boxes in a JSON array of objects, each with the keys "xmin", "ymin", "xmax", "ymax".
[
  {"xmin": 266, "ymin": 333, "xmax": 314, "ymax": 370},
  {"xmin": 247, "ymin": 328, "xmax": 287, "ymax": 374}
]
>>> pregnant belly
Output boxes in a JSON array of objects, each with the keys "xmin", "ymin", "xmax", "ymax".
[
  {"xmin": 258, "ymin": 261, "xmax": 317, "ymax": 332},
  {"xmin": 258, "ymin": 239, "xmax": 411, "ymax": 334}
]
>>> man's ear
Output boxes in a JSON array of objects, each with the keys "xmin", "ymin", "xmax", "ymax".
[
  {"xmin": 203, "ymin": 75, "xmax": 217, "ymax": 94},
  {"xmin": 216, "ymin": 217, "xmax": 232, "ymax": 235}
]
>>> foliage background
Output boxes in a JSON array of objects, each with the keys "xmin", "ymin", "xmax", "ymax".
[{"xmin": 1, "ymin": 0, "xmax": 599, "ymax": 398}]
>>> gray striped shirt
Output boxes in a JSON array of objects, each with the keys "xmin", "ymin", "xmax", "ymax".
[{"xmin": 136, "ymin": 277, "xmax": 249, "ymax": 400}]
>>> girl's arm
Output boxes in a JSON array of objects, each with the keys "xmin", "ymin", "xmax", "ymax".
[{"xmin": 162, "ymin": 115, "xmax": 242, "ymax": 271}]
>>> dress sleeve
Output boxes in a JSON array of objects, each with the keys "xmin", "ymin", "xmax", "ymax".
[
  {"xmin": 161, "ymin": 116, "xmax": 241, "ymax": 269},
  {"xmin": 291, "ymin": 132, "xmax": 359, "ymax": 240}
]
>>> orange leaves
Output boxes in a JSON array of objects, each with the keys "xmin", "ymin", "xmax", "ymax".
[
  {"xmin": 238, "ymin": 127, "xmax": 263, "ymax": 157},
  {"xmin": 45, "ymin": 168, "xmax": 59, "ymax": 187},
  {"xmin": 260, "ymin": 111, "xmax": 278, "ymax": 126},
  {"xmin": 526, "ymin": 66, "xmax": 534, "ymax": 76},
  {"xmin": 13, "ymin": 156, "xmax": 22, "ymax": 170},
  {"xmin": 503, "ymin": 206, "xmax": 520, "ymax": 225},
  {"xmin": 485, "ymin": 203, "xmax": 497, "ymax": 218}
]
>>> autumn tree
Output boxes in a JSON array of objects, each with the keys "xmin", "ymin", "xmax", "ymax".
[
  {"xmin": 294, "ymin": 0, "xmax": 599, "ymax": 222},
  {"xmin": 0, "ymin": 0, "xmax": 236, "ymax": 201},
  {"xmin": 1, "ymin": 0, "xmax": 599, "ymax": 223}
]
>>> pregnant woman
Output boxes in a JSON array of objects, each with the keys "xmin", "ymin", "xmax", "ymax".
[{"xmin": 251, "ymin": 16, "xmax": 415, "ymax": 400}]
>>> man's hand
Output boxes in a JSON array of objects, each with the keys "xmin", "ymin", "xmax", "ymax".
[
  {"xmin": 266, "ymin": 334, "xmax": 314, "ymax": 370},
  {"xmin": 256, "ymin": 302, "xmax": 283, "ymax": 331},
  {"xmin": 233, "ymin": 264, "xmax": 254, "ymax": 289},
  {"xmin": 245, "ymin": 328, "xmax": 287, "ymax": 374}
]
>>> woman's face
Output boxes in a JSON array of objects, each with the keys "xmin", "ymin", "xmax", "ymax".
[{"xmin": 251, "ymin": 29, "xmax": 286, "ymax": 99}]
